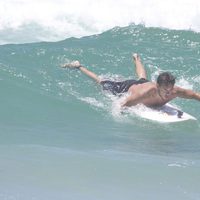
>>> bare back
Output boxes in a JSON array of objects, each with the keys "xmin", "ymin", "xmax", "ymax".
[{"xmin": 127, "ymin": 82, "xmax": 177, "ymax": 107}]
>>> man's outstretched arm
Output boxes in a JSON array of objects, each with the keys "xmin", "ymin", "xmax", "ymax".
[{"xmin": 176, "ymin": 87, "xmax": 200, "ymax": 101}]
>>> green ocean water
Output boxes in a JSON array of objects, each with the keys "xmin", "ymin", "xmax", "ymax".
[{"xmin": 0, "ymin": 25, "xmax": 200, "ymax": 200}]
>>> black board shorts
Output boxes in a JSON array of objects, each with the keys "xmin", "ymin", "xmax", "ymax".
[{"xmin": 100, "ymin": 78, "xmax": 149, "ymax": 95}]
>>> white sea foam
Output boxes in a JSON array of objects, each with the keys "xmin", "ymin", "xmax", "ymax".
[
  {"xmin": 0, "ymin": 0, "xmax": 200, "ymax": 44},
  {"xmin": 176, "ymin": 78, "xmax": 194, "ymax": 89},
  {"xmin": 80, "ymin": 97, "xmax": 104, "ymax": 108}
]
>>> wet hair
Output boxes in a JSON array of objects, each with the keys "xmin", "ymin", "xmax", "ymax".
[{"xmin": 157, "ymin": 72, "xmax": 175, "ymax": 86}]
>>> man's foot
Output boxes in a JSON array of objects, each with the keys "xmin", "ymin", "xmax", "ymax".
[
  {"xmin": 61, "ymin": 60, "xmax": 81, "ymax": 68},
  {"xmin": 132, "ymin": 53, "xmax": 141, "ymax": 62}
]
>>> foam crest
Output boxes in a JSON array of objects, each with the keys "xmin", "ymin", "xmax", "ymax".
[
  {"xmin": 177, "ymin": 78, "xmax": 194, "ymax": 89},
  {"xmin": 0, "ymin": 0, "xmax": 200, "ymax": 44}
]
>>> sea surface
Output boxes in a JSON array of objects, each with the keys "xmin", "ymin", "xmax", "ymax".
[{"xmin": 0, "ymin": 1, "xmax": 200, "ymax": 200}]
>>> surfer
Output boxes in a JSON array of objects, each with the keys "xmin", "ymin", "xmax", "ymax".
[{"xmin": 62, "ymin": 54, "xmax": 200, "ymax": 108}]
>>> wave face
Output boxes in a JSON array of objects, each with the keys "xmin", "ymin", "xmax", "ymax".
[
  {"xmin": 1, "ymin": 0, "xmax": 200, "ymax": 44},
  {"xmin": 1, "ymin": 24, "xmax": 200, "ymax": 152},
  {"xmin": 0, "ymin": 25, "xmax": 200, "ymax": 199}
]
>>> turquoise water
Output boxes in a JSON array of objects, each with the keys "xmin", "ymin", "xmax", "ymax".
[{"xmin": 0, "ymin": 25, "xmax": 200, "ymax": 200}]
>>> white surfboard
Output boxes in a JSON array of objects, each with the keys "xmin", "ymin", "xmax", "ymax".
[{"xmin": 133, "ymin": 104, "xmax": 197, "ymax": 123}]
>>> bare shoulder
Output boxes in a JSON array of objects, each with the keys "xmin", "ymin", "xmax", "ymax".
[
  {"xmin": 173, "ymin": 85, "xmax": 188, "ymax": 94},
  {"xmin": 143, "ymin": 82, "xmax": 157, "ymax": 93},
  {"xmin": 129, "ymin": 82, "xmax": 154, "ymax": 92},
  {"xmin": 173, "ymin": 85, "xmax": 195, "ymax": 98},
  {"xmin": 132, "ymin": 82, "xmax": 157, "ymax": 97}
]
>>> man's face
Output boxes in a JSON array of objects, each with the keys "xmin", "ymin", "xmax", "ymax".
[{"xmin": 158, "ymin": 84, "xmax": 174, "ymax": 99}]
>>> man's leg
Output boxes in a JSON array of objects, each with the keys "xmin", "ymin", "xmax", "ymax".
[
  {"xmin": 62, "ymin": 61, "xmax": 101, "ymax": 83},
  {"xmin": 132, "ymin": 54, "xmax": 147, "ymax": 79}
]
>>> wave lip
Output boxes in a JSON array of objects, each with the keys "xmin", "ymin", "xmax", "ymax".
[{"xmin": 0, "ymin": 0, "xmax": 200, "ymax": 44}]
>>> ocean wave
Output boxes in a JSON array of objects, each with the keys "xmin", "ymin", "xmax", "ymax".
[{"xmin": 0, "ymin": 0, "xmax": 200, "ymax": 44}]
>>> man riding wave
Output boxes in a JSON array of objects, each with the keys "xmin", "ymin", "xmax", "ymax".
[{"xmin": 62, "ymin": 54, "xmax": 200, "ymax": 108}]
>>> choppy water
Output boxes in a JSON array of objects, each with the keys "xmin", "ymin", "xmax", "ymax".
[
  {"xmin": 1, "ymin": 0, "xmax": 200, "ymax": 44},
  {"xmin": 0, "ymin": 22, "xmax": 200, "ymax": 200}
]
